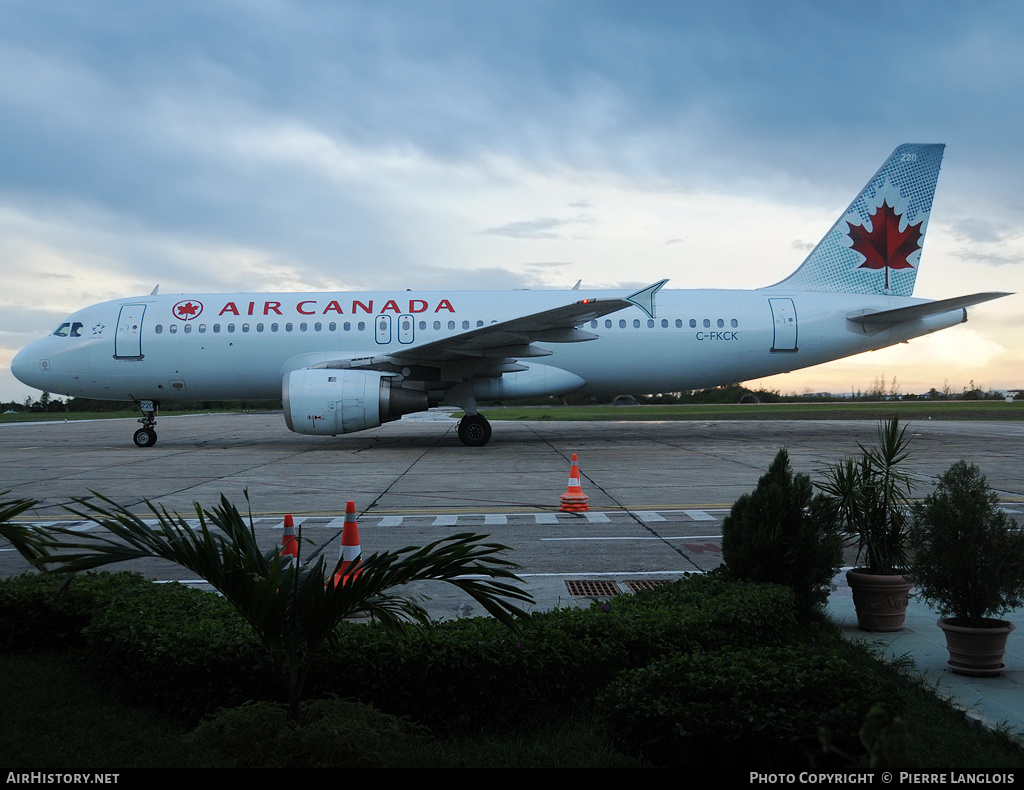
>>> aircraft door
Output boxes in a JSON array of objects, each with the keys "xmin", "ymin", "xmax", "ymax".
[
  {"xmin": 398, "ymin": 313, "xmax": 414, "ymax": 344},
  {"xmin": 375, "ymin": 314, "xmax": 391, "ymax": 344},
  {"xmin": 114, "ymin": 304, "xmax": 146, "ymax": 359},
  {"xmin": 769, "ymin": 298, "xmax": 798, "ymax": 352}
]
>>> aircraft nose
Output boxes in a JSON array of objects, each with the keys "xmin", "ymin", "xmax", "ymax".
[{"xmin": 10, "ymin": 342, "xmax": 48, "ymax": 389}]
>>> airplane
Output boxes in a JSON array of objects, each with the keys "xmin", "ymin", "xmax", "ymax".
[{"xmin": 10, "ymin": 143, "xmax": 1011, "ymax": 448}]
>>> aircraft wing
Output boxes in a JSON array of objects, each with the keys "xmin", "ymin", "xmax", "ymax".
[
  {"xmin": 308, "ymin": 280, "xmax": 668, "ymax": 373},
  {"xmin": 847, "ymin": 292, "xmax": 1011, "ymax": 329}
]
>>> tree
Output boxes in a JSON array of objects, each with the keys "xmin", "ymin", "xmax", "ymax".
[
  {"xmin": 0, "ymin": 492, "xmax": 532, "ymax": 720},
  {"xmin": 721, "ymin": 448, "xmax": 843, "ymax": 615}
]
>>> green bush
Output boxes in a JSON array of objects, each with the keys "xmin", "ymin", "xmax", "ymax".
[
  {"xmin": 0, "ymin": 570, "xmax": 800, "ymax": 728},
  {"xmin": 80, "ymin": 579, "xmax": 271, "ymax": 718},
  {"xmin": 189, "ymin": 697, "xmax": 430, "ymax": 768},
  {"xmin": 909, "ymin": 460, "xmax": 1024, "ymax": 626},
  {"xmin": 722, "ymin": 448, "xmax": 843, "ymax": 614},
  {"xmin": 308, "ymin": 574, "xmax": 798, "ymax": 730},
  {"xmin": 599, "ymin": 644, "xmax": 902, "ymax": 768},
  {"xmin": 0, "ymin": 571, "xmax": 152, "ymax": 652}
]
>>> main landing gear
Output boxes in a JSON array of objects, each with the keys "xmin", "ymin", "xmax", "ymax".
[
  {"xmin": 133, "ymin": 400, "xmax": 158, "ymax": 447},
  {"xmin": 457, "ymin": 413, "xmax": 492, "ymax": 447}
]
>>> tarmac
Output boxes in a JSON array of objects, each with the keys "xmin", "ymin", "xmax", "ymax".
[{"xmin": 1, "ymin": 409, "xmax": 1022, "ymax": 738}]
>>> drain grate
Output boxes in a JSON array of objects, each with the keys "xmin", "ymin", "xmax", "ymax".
[
  {"xmin": 565, "ymin": 579, "xmax": 620, "ymax": 597},
  {"xmin": 624, "ymin": 579, "xmax": 671, "ymax": 593}
]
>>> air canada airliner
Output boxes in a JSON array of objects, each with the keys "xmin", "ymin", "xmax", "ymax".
[{"xmin": 11, "ymin": 144, "xmax": 1010, "ymax": 447}]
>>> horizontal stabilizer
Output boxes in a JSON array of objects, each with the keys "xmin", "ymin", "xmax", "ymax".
[{"xmin": 847, "ymin": 292, "xmax": 1011, "ymax": 328}]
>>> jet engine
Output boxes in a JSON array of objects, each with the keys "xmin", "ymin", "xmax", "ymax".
[{"xmin": 283, "ymin": 368, "xmax": 429, "ymax": 436}]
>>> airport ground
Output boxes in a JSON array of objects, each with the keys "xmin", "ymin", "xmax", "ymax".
[{"xmin": 2, "ymin": 410, "xmax": 1022, "ymax": 606}]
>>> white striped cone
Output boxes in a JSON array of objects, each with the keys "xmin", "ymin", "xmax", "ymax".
[
  {"xmin": 280, "ymin": 514, "xmax": 298, "ymax": 565},
  {"xmin": 560, "ymin": 453, "xmax": 589, "ymax": 512},
  {"xmin": 332, "ymin": 501, "xmax": 362, "ymax": 587}
]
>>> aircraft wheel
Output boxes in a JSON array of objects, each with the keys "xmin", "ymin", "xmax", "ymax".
[
  {"xmin": 133, "ymin": 428, "xmax": 157, "ymax": 448},
  {"xmin": 457, "ymin": 414, "xmax": 492, "ymax": 447}
]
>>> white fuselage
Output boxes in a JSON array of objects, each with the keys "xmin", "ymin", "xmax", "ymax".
[{"xmin": 12, "ymin": 287, "xmax": 962, "ymax": 405}]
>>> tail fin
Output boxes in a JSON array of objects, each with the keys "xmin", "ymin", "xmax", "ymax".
[{"xmin": 766, "ymin": 143, "xmax": 945, "ymax": 296}]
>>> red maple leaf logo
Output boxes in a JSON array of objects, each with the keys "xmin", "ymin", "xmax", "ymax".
[
  {"xmin": 173, "ymin": 300, "xmax": 203, "ymax": 320},
  {"xmin": 848, "ymin": 199, "xmax": 923, "ymax": 290}
]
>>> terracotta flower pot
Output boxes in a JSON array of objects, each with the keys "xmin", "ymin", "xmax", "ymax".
[
  {"xmin": 846, "ymin": 568, "xmax": 911, "ymax": 632},
  {"xmin": 937, "ymin": 618, "xmax": 1015, "ymax": 677}
]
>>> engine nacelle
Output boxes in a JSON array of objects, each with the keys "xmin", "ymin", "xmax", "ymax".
[{"xmin": 283, "ymin": 369, "xmax": 429, "ymax": 436}]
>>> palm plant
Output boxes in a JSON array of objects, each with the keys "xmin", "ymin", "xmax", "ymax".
[
  {"xmin": 0, "ymin": 492, "xmax": 532, "ymax": 719},
  {"xmin": 817, "ymin": 417, "xmax": 914, "ymax": 575}
]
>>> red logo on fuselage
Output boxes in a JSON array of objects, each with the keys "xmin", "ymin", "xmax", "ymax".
[{"xmin": 173, "ymin": 300, "xmax": 204, "ymax": 320}]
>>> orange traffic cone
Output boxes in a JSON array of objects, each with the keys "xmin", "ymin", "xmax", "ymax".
[
  {"xmin": 280, "ymin": 514, "xmax": 298, "ymax": 565},
  {"xmin": 332, "ymin": 501, "xmax": 362, "ymax": 588},
  {"xmin": 560, "ymin": 453, "xmax": 590, "ymax": 512}
]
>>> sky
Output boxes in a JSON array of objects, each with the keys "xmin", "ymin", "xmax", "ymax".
[{"xmin": 2, "ymin": 0, "xmax": 1022, "ymax": 402}]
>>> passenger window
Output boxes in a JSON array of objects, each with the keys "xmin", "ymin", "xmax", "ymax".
[
  {"xmin": 199, "ymin": 324, "xmax": 207, "ymax": 333},
  {"xmin": 256, "ymin": 323, "xmax": 264, "ymax": 333},
  {"xmin": 604, "ymin": 319, "xmax": 612, "ymax": 328},
  {"xmin": 619, "ymin": 319, "xmax": 626, "ymax": 328},
  {"xmin": 675, "ymin": 319, "xmax": 683, "ymax": 328},
  {"xmin": 433, "ymin": 321, "xmax": 441, "ymax": 330},
  {"xmin": 271, "ymin": 323, "xmax": 278, "ymax": 332},
  {"xmin": 633, "ymin": 319, "xmax": 641, "ymax": 328},
  {"xmin": 689, "ymin": 319, "xmax": 696, "ymax": 328},
  {"xmin": 717, "ymin": 319, "xmax": 724, "ymax": 328},
  {"xmin": 184, "ymin": 324, "xmax": 192, "ymax": 334},
  {"xmin": 357, "ymin": 322, "xmax": 366, "ymax": 331},
  {"xmin": 155, "ymin": 325, "xmax": 163, "ymax": 335},
  {"xmin": 661, "ymin": 319, "xmax": 668, "ymax": 328},
  {"xmin": 328, "ymin": 322, "xmax": 336, "ymax": 331},
  {"xmin": 343, "ymin": 322, "xmax": 351, "ymax": 331},
  {"xmin": 285, "ymin": 323, "xmax": 293, "ymax": 332},
  {"xmin": 299, "ymin": 322, "xmax": 307, "ymax": 332},
  {"xmin": 462, "ymin": 321, "xmax": 470, "ymax": 329},
  {"xmin": 227, "ymin": 324, "xmax": 235, "ymax": 333},
  {"xmin": 448, "ymin": 321, "xmax": 455, "ymax": 330},
  {"xmin": 590, "ymin": 321, "xmax": 598, "ymax": 328},
  {"xmin": 242, "ymin": 323, "xmax": 250, "ymax": 333},
  {"xmin": 169, "ymin": 324, "xmax": 178, "ymax": 334},
  {"xmin": 213, "ymin": 324, "xmax": 221, "ymax": 333},
  {"xmin": 314, "ymin": 322, "xmax": 322, "ymax": 332},
  {"xmin": 703, "ymin": 319, "xmax": 710, "ymax": 328},
  {"xmin": 731, "ymin": 319, "xmax": 738, "ymax": 328},
  {"xmin": 647, "ymin": 319, "xmax": 655, "ymax": 328}
]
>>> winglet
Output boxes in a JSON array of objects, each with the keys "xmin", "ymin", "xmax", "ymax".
[
  {"xmin": 150, "ymin": 284, "xmax": 160, "ymax": 295},
  {"xmin": 624, "ymin": 279, "xmax": 669, "ymax": 319}
]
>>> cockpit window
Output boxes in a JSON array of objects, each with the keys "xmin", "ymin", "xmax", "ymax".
[{"xmin": 52, "ymin": 322, "xmax": 84, "ymax": 338}]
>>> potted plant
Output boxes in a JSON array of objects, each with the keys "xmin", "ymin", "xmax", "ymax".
[
  {"xmin": 908, "ymin": 460, "xmax": 1024, "ymax": 676},
  {"xmin": 818, "ymin": 417, "xmax": 914, "ymax": 631}
]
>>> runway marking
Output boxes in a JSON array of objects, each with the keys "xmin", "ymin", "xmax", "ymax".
[
  {"xmin": 683, "ymin": 510, "xmax": 716, "ymax": 521},
  {"xmin": 484, "ymin": 514, "xmax": 507, "ymax": 525},
  {"xmin": 636, "ymin": 512, "xmax": 666, "ymax": 522},
  {"xmin": 584, "ymin": 512, "xmax": 611, "ymax": 523},
  {"xmin": 431, "ymin": 515, "xmax": 458, "ymax": 526}
]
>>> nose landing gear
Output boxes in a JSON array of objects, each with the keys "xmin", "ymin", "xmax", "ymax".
[{"xmin": 133, "ymin": 400, "xmax": 158, "ymax": 447}]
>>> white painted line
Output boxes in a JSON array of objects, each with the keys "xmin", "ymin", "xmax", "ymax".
[
  {"xmin": 377, "ymin": 516, "xmax": 404, "ymax": 527},
  {"xmin": 683, "ymin": 510, "xmax": 717, "ymax": 521},
  {"xmin": 636, "ymin": 512, "xmax": 666, "ymax": 522},
  {"xmin": 484, "ymin": 514, "xmax": 507, "ymax": 525},
  {"xmin": 432, "ymin": 515, "xmax": 458, "ymax": 526},
  {"xmin": 534, "ymin": 514, "xmax": 559, "ymax": 524},
  {"xmin": 584, "ymin": 512, "xmax": 611, "ymax": 523},
  {"xmin": 542, "ymin": 535, "xmax": 721, "ymax": 542}
]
